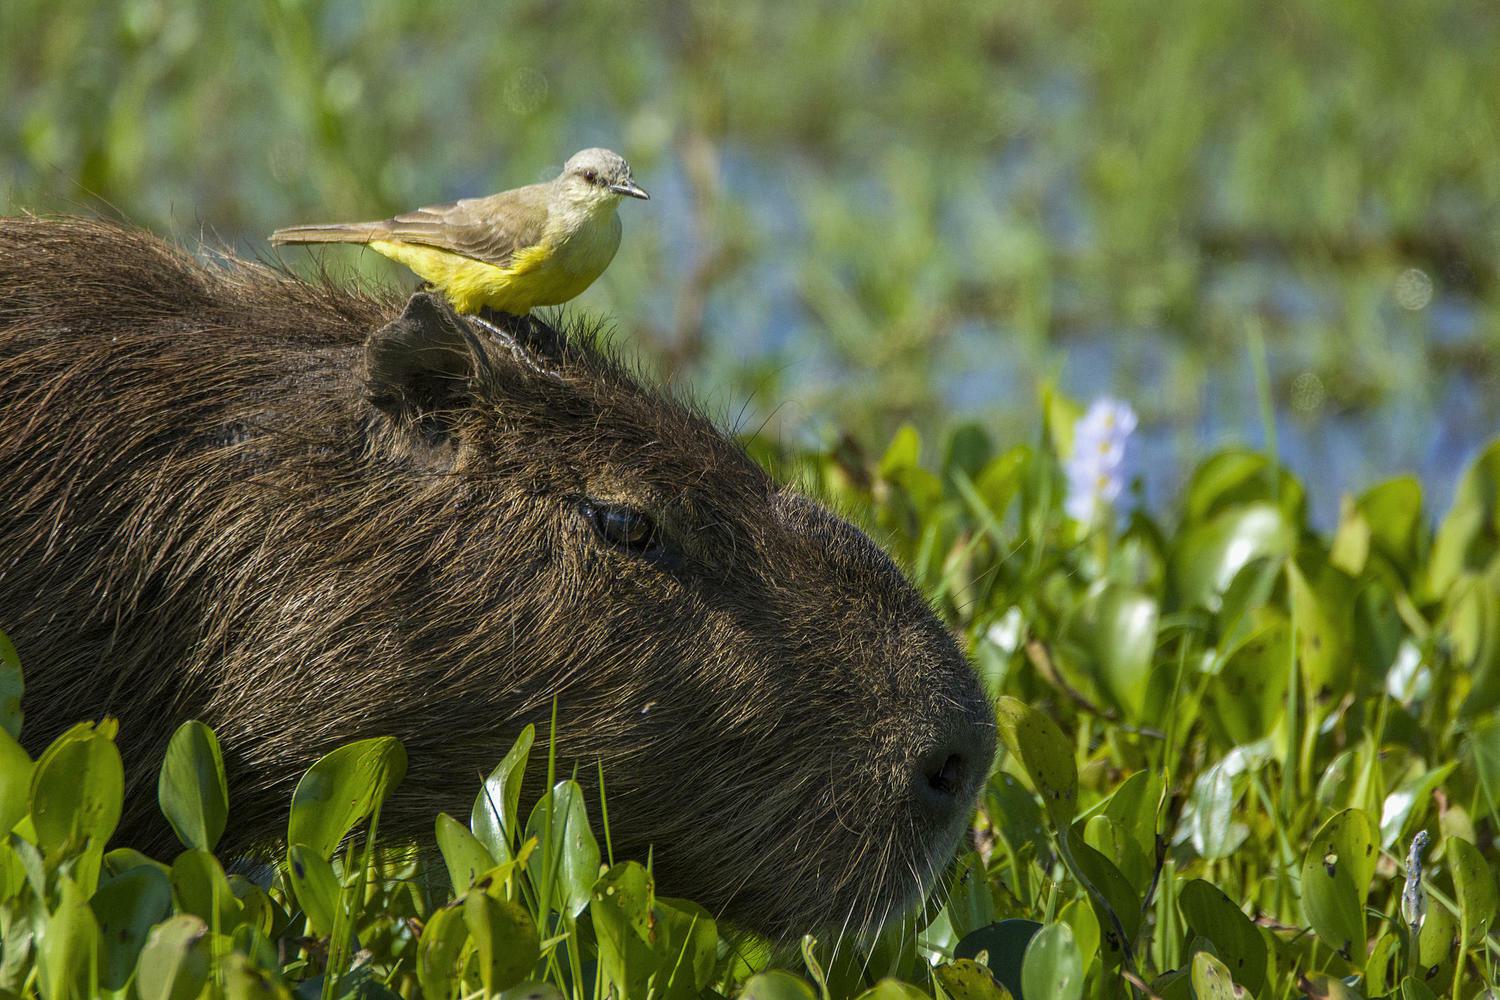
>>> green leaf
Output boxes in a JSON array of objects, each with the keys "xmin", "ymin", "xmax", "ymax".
[
  {"xmin": 1300, "ymin": 808, "xmax": 1377, "ymax": 965},
  {"xmin": 1066, "ymin": 584, "xmax": 1159, "ymax": 720},
  {"xmin": 157, "ymin": 720, "xmax": 229, "ymax": 852},
  {"xmin": 954, "ymin": 919, "xmax": 1042, "ymax": 998},
  {"xmin": 463, "ymin": 888, "xmax": 540, "ymax": 995},
  {"xmin": 1422, "ymin": 438, "xmax": 1500, "ymax": 601},
  {"xmin": 654, "ymin": 897, "xmax": 718, "ymax": 1000},
  {"xmin": 1468, "ymin": 712, "xmax": 1500, "ymax": 822},
  {"xmin": 1288, "ymin": 558, "xmax": 1349, "ymax": 697},
  {"xmin": 1189, "ymin": 761, "xmax": 1243, "ymax": 861},
  {"xmin": 0, "ymin": 630, "xmax": 21, "ymax": 740},
  {"xmin": 525, "ymin": 779, "xmax": 600, "ymax": 919},
  {"xmin": 0, "ymin": 726, "xmax": 33, "ymax": 837},
  {"xmin": 1415, "ymin": 892, "xmax": 1456, "ymax": 978},
  {"xmin": 287, "ymin": 736, "xmax": 406, "ymax": 860},
  {"xmin": 1182, "ymin": 449, "xmax": 1305, "ymax": 524},
  {"xmin": 286, "ymin": 843, "xmax": 341, "ymax": 937},
  {"xmin": 1100, "ymin": 770, "xmax": 1163, "ymax": 865},
  {"xmin": 1401, "ymin": 975, "xmax": 1441, "ymax": 1000},
  {"xmin": 1083, "ymin": 814, "xmax": 1150, "ymax": 895},
  {"xmin": 30, "ymin": 720, "xmax": 124, "ymax": 860},
  {"xmin": 91, "ymin": 864, "xmax": 172, "ymax": 990},
  {"xmin": 994, "ymin": 697, "xmax": 1077, "ymax": 828},
  {"xmin": 935, "ymin": 959, "xmax": 1013, "ymax": 999},
  {"xmin": 1205, "ymin": 609, "xmax": 1291, "ymax": 745},
  {"xmin": 878, "ymin": 424, "xmax": 922, "ymax": 478},
  {"xmin": 38, "ymin": 876, "xmax": 99, "ymax": 1000},
  {"xmin": 592, "ymin": 861, "xmax": 661, "ymax": 1000},
  {"xmin": 1020, "ymin": 922, "xmax": 1082, "ymax": 1000},
  {"xmin": 1444, "ymin": 575, "xmax": 1500, "ymax": 718},
  {"xmin": 436, "ymin": 811, "xmax": 495, "ymax": 891},
  {"xmin": 1171, "ymin": 502, "xmax": 1295, "ymax": 610},
  {"xmin": 1177, "ymin": 878, "xmax": 1268, "ymax": 996},
  {"xmin": 134, "ymin": 914, "xmax": 210, "ymax": 1000},
  {"xmin": 170, "ymin": 847, "xmax": 240, "ymax": 931},
  {"xmin": 1189, "ymin": 951, "xmax": 1239, "ymax": 1000},
  {"xmin": 739, "ymin": 971, "xmax": 818, "ymax": 1000},
  {"xmin": 416, "ymin": 903, "xmax": 470, "ymax": 1000},
  {"xmin": 852, "ymin": 980, "xmax": 929, "ymax": 1000},
  {"xmin": 1358, "ymin": 475, "xmax": 1424, "ymax": 573},
  {"xmin": 1447, "ymin": 836, "xmax": 1496, "ymax": 947},
  {"xmin": 1066, "ymin": 837, "xmax": 1141, "ymax": 968},
  {"xmin": 471, "ymin": 725, "xmax": 534, "ymax": 865}
]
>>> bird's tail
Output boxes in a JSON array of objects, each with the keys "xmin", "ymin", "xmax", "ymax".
[{"xmin": 268, "ymin": 221, "xmax": 389, "ymax": 246}]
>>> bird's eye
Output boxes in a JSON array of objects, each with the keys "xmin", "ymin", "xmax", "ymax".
[
  {"xmin": 581, "ymin": 169, "xmax": 598, "ymax": 184},
  {"xmin": 585, "ymin": 501, "xmax": 662, "ymax": 556}
]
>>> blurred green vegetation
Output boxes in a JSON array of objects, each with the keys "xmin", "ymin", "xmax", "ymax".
[{"xmin": 3, "ymin": 0, "xmax": 1499, "ymax": 516}]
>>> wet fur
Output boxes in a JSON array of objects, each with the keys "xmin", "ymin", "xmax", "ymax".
[{"xmin": 0, "ymin": 216, "xmax": 994, "ymax": 938}]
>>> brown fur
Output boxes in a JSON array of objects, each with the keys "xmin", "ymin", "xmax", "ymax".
[{"xmin": 0, "ymin": 216, "xmax": 994, "ymax": 938}]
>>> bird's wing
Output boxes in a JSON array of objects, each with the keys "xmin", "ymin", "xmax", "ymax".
[{"xmin": 377, "ymin": 183, "xmax": 554, "ymax": 268}]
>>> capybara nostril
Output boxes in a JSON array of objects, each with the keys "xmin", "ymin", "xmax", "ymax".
[{"xmin": 915, "ymin": 737, "xmax": 982, "ymax": 823}]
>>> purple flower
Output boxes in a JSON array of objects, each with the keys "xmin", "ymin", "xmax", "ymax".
[{"xmin": 1064, "ymin": 398, "xmax": 1137, "ymax": 525}]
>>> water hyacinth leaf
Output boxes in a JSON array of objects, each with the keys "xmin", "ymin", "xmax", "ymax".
[
  {"xmin": 38, "ymin": 876, "xmax": 99, "ymax": 1000},
  {"xmin": 1401, "ymin": 976, "xmax": 1441, "ymax": 1000},
  {"xmin": 286, "ymin": 843, "xmax": 341, "ymax": 937},
  {"xmin": 1358, "ymin": 475, "xmax": 1424, "ymax": 573},
  {"xmin": 1422, "ymin": 438, "xmax": 1500, "ymax": 601},
  {"xmin": 1189, "ymin": 951, "xmax": 1238, "ymax": 1000},
  {"xmin": 1020, "ymin": 922, "xmax": 1082, "ymax": 1000},
  {"xmin": 1365, "ymin": 932, "xmax": 1401, "ymax": 996},
  {"xmin": 104, "ymin": 847, "xmax": 170, "ymax": 879},
  {"xmin": 1415, "ymin": 894, "xmax": 1456, "ymax": 978},
  {"xmin": 463, "ymin": 888, "xmax": 540, "ymax": 995},
  {"xmin": 0, "ymin": 630, "xmax": 20, "ymax": 739},
  {"xmin": 436, "ymin": 811, "xmax": 495, "ymax": 891},
  {"xmin": 1445, "ymin": 576, "xmax": 1500, "ymax": 718},
  {"xmin": 1447, "ymin": 836, "xmax": 1496, "ymax": 946},
  {"xmin": 1469, "ymin": 712, "xmax": 1500, "ymax": 822},
  {"xmin": 1171, "ymin": 502, "xmax": 1295, "ymax": 611},
  {"xmin": 944, "ymin": 852, "xmax": 1001, "ymax": 940},
  {"xmin": 739, "ymin": 970, "xmax": 819, "ymax": 1000},
  {"xmin": 158, "ymin": 720, "xmax": 229, "ymax": 852},
  {"xmin": 0, "ymin": 726, "xmax": 32, "ymax": 837},
  {"xmin": 878, "ymin": 423, "xmax": 922, "ymax": 478},
  {"xmin": 498, "ymin": 983, "xmax": 564, "ymax": 1000},
  {"xmin": 1206, "ymin": 610, "xmax": 1291, "ymax": 745},
  {"xmin": 591, "ymin": 861, "xmax": 659, "ymax": 1000},
  {"xmin": 1379, "ymin": 762, "xmax": 1456, "ymax": 849},
  {"xmin": 1083, "ymin": 814, "xmax": 1150, "ymax": 895},
  {"xmin": 1058, "ymin": 898, "xmax": 1100, "ymax": 978},
  {"xmin": 220, "ymin": 953, "xmax": 288, "ymax": 1000},
  {"xmin": 30, "ymin": 720, "xmax": 124, "ymax": 858},
  {"xmin": 471, "ymin": 724, "xmax": 534, "ymax": 865},
  {"xmin": 934, "ymin": 959, "xmax": 1013, "ymax": 1000},
  {"xmin": 994, "ymin": 698, "xmax": 1077, "ymax": 828},
  {"xmin": 852, "ymin": 980, "xmax": 930, "ymax": 1000},
  {"xmin": 1177, "ymin": 879, "xmax": 1267, "ymax": 996},
  {"xmin": 1300, "ymin": 808, "xmax": 1377, "ymax": 965},
  {"xmin": 1287, "ymin": 560, "xmax": 1348, "ymax": 697},
  {"xmin": 228, "ymin": 875, "xmax": 276, "ymax": 938},
  {"xmin": 954, "ymin": 919, "xmax": 1042, "ymax": 998},
  {"xmin": 1189, "ymin": 761, "xmax": 1242, "ymax": 861},
  {"xmin": 1182, "ymin": 450, "xmax": 1305, "ymax": 524},
  {"xmin": 1329, "ymin": 495, "xmax": 1371, "ymax": 576},
  {"xmin": 287, "ymin": 736, "xmax": 406, "ymax": 860},
  {"xmin": 1100, "ymin": 769, "xmax": 1162, "ymax": 864},
  {"xmin": 135, "ymin": 913, "xmax": 210, "ymax": 1000},
  {"xmin": 91, "ymin": 864, "xmax": 172, "ymax": 990},
  {"xmin": 170, "ymin": 847, "xmax": 240, "ymax": 931},
  {"xmin": 526, "ymin": 779, "xmax": 601, "ymax": 919},
  {"xmin": 1071, "ymin": 584, "xmax": 1159, "ymax": 720},
  {"xmin": 1066, "ymin": 837, "xmax": 1141, "ymax": 967},
  {"xmin": 654, "ymin": 897, "xmax": 718, "ymax": 1000},
  {"xmin": 416, "ymin": 903, "xmax": 470, "ymax": 1000}
]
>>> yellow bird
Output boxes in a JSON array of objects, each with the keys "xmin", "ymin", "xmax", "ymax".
[{"xmin": 270, "ymin": 148, "xmax": 649, "ymax": 315}]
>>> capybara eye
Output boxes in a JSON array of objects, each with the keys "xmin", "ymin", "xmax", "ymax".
[{"xmin": 586, "ymin": 501, "xmax": 660, "ymax": 556}]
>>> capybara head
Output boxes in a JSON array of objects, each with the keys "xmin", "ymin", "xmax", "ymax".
[{"xmin": 0, "ymin": 216, "xmax": 995, "ymax": 938}]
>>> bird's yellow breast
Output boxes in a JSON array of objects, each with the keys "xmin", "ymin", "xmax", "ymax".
[{"xmin": 368, "ymin": 209, "xmax": 621, "ymax": 315}]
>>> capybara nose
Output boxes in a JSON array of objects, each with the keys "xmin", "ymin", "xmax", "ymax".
[{"xmin": 914, "ymin": 731, "xmax": 986, "ymax": 823}]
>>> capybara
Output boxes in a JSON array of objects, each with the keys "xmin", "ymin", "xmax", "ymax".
[{"xmin": 0, "ymin": 216, "xmax": 995, "ymax": 938}]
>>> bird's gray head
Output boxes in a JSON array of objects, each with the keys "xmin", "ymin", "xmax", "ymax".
[{"xmin": 559, "ymin": 147, "xmax": 650, "ymax": 204}]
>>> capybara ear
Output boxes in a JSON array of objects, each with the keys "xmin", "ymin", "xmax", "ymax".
[{"xmin": 365, "ymin": 292, "xmax": 482, "ymax": 440}]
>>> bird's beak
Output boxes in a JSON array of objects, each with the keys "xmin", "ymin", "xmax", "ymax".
[{"xmin": 610, "ymin": 181, "xmax": 650, "ymax": 200}]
